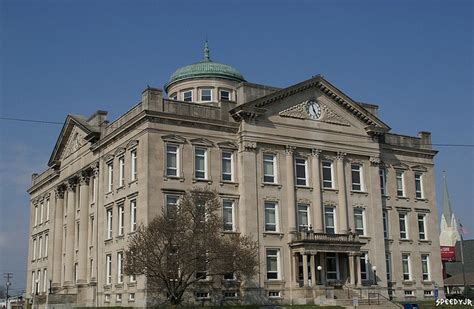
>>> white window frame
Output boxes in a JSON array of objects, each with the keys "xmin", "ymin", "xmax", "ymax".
[
  {"xmin": 106, "ymin": 208, "xmax": 113, "ymax": 239},
  {"xmin": 43, "ymin": 268, "xmax": 47, "ymax": 293},
  {"xmin": 221, "ymin": 151, "xmax": 234, "ymax": 182},
  {"xmin": 44, "ymin": 233, "xmax": 48, "ymax": 257},
  {"xmin": 399, "ymin": 213, "xmax": 408, "ymax": 239},
  {"xmin": 119, "ymin": 156, "xmax": 125, "ymax": 187},
  {"xmin": 104, "ymin": 294, "xmax": 110, "ymax": 302},
  {"xmin": 105, "ymin": 254, "xmax": 112, "ymax": 285},
  {"xmin": 421, "ymin": 254, "xmax": 430, "ymax": 281},
  {"xmin": 46, "ymin": 199, "xmax": 50, "ymax": 221},
  {"xmin": 222, "ymin": 200, "xmax": 235, "ymax": 232},
  {"xmin": 322, "ymin": 160, "xmax": 334, "ymax": 189},
  {"xmin": 116, "ymin": 293, "xmax": 122, "ymax": 302},
  {"xmin": 131, "ymin": 149, "xmax": 137, "ymax": 181},
  {"xmin": 34, "ymin": 205, "xmax": 38, "ymax": 226},
  {"xmin": 263, "ymin": 153, "xmax": 277, "ymax": 183},
  {"xmin": 295, "ymin": 157, "xmax": 308, "ymax": 186},
  {"xmin": 402, "ymin": 253, "xmax": 411, "ymax": 281},
  {"xmin": 130, "ymin": 199, "xmax": 137, "ymax": 232},
  {"xmin": 383, "ymin": 211, "xmax": 389, "ymax": 239},
  {"xmin": 165, "ymin": 194, "xmax": 180, "ymax": 217},
  {"xmin": 129, "ymin": 293, "xmax": 136, "ymax": 301},
  {"xmin": 199, "ymin": 88, "xmax": 212, "ymax": 102},
  {"xmin": 194, "ymin": 147, "xmax": 208, "ymax": 180},
  {"xmin": 360, "ymin": 252, "xmax": 369, "ymax": 280},
  {"xmin": 118, "ymin": 203, "xmax": 124, "ymax": 236},
  {"xmin": 38, "ymin": 236, "xmax": 43, "ymax": 259},
  {"xmin": 31, "ymin": 271, "xmax": 35, "ymax": 294},
  {"xmin": 195, "ymin": 292, "xmax": 210, "ymax": 300},
  {"xmin": 396, "ymin": 170, "xmax": 405, "ymax": 197},
  {"xmin": 117, "ymin": 251, "xmax": 124, "ymax": 284},
  {"xmin": 264, "ymin": 201, "xmax": 279, "ymax": 232},
  {"xmin": 182, "ymin": 90, "xmax": 192, "ymax": 102},
  {"xmin": 379, "ymin": 168, "xmax": 387, "ymax": 196},
  {"xmin": 32, "ymin": 238, "xmax": 37, "ymax": 260},
  {"xmin": 404, "ymin": 290, "xmax": 414, "ymax": 296},
  {"xmin": 107, "ymin": 162, "xmax": 113, "ymax": 192},
  {"xmin": 351, "ymin": 164, "xmax": 364, "ymax": 191},
  {"xmin": 418, "ymin": 214, "xmax": 427, "ymax": 240},
  {"xmin": 297, "ymin": 203, "xmax": 310, "ymax": 231},
  {"xmin": 266, "ymin": 248, "xmax": 281, "ymax": 280},
  {"xmin": 324, "ymin": 206, "xmax": 336, "ymax": 234},
  {"xmin": 130, "ymin": 274, "xmax": 136, "ymax": 283},
  {"xmin": 40, "ymin": 202, "xmax": 44, "ymax": 224},
  {"xmin": 354, "ymin": 208, "xmax": 365, "ymax": 236},
  {"xmin": 415, "ymin": 172, "xmax": 424, "ymax": 199},
  {"xmin": 166, "ymin": 144, "xmax": 179, "ymax": 177}
]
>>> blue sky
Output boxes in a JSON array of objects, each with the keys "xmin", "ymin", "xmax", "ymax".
[{"xmin": 1, "ymin": 0, "xmax": 472, "ymax": 294}]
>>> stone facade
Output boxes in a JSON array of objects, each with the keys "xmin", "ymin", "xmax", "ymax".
[{"xmin": 26, "ymin": 53, "xmax": 444, "ymax": 307}]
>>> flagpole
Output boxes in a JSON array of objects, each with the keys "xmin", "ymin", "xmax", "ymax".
[{"xmin": 459, "ymin": 222, "xmax": 466, "ymax": 291}]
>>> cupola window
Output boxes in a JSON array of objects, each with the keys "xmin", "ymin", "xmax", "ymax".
[
  {"xmin": 200, "ymin": 88, "xmax": 212, "ymax": 102},
  {"xmin": 170, "ymin": 92, "xmax": 177, "ymax": 100},
  {"xmin": 220, "ymin": 90, "xmax": 230, "ymax": 101},
  {"xmin": 182, "ymin": 90, "xmax": 192, "ymax": 102}
]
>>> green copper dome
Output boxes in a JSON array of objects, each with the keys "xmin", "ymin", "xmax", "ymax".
[{"xmin": 165, "ymin": 42, "xmax": 245, "ymax": 91}]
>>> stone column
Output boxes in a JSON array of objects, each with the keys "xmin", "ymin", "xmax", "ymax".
[
  {"xmin": 285, "ymin": 145, "xmax": 297, "ymax": 239},
  {"xmin": 302, "ymin": 253, "xmax": 309, "ymax": 287},
  {"xmin": 294, "ymin": 253, "xmax": 300, "ymax": 287},
  {"xmin": 310, "ymin": 254, "xmax": 316, "ymax": 287},
  {"xmin": 64, "ymin": 180, "xmax": 77, "ymax": 287},
  {"xmin": 51, "ymin": 187, "xmax": 65, "ymax": 288},
  {"xmin": 238, "ymin": 141, "xmax": 257, "ymax": 236},
  {"xmin": 319, "ymin": 252, "xmax": 326, "ymax": 285},
  {"xmin": 336, "ymin": 152, "xmax": 348, "ymax": 234},
  {"xmin": 77, "ymin": 173, "xmax": 90, "ymax": 285},
  {"xmin": 349, "ymin": 253, "xmax": 355, "ymax": 286},
  {"xmin": 311, "ymin": 149, "xmax": 324, "ymax": 233},
  {"xmin": 356, "ymin": 254, "xmax": 362, "ymax": 286}
]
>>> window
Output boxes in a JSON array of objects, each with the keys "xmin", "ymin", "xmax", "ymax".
[
  {"xmin": 402, "ymin": 254, "xmax": 411, "ymax": 281},
  {"xmin": 104, "ymin": 294, "xmax": 110, "ymax": 302},
  {"xmin": 223, "ymin": 200, "xmax": 234, "ymax": 232},
  {"xmin": 396, "ymin": 171, "xmax": 404, "ymax": 197},
  {"xmin": 418, "ymin": 214, "xmax": 426, "ymax": 240},
  {"xmin": 34, "ymin": 205, "xmax": 38, "ymax": 226},
  {"xmin": 131, "ymin": 150, "xmax": 137, "ymax": 181},
  {"xmin": 263, "ymin": 154, "xmax": 276, "ymax": 183},
  {"xmin": 119, "ymin": 156, "xmax": 125, "ymax": 187},
  {"xmin": 399, "ymin": 213, "xmax": 408, "ymax": 239},
  {"xmin": 166, "ymin": 195, "xmax": 180, "ymax": 218},
  {"xmin": 326, "ymin": 253, "xmax": 338, "ymax": 280},
  {"xmin": 107, "ymin": 162, "xmax": 113, "ymax": 192},
  {"xmin": 297, "ymin": 204, "xmax": 310, "ymax": 231},
  {"xmin": 116, "ymin": 294, "xmax": 122, "ymax": 302},
  {"xmin": 421, "ymin": 254, "xmax": 430, "ymax": 281},
  {"xmin": 130, "ymin": 274, "xmax": 136, "ymax": 283},
  {"xmin": 360, "ymin": 252, "xmax": 369, "ymax": 280},
  {"xmin": 219, "ymin": 89, "xmax": 230, "ymax": 101},
  {"xmin": 415, "ymin": 173, "xmax": 423, "ymax": 199},
  {"xmin": 166, "ymin": 145, "xmax": 179, "ymax": 177},
  {"xmin": 130, "ymin": 200, "xmax": 137, "ymax": 232},
  {"xmin": 117, "ymin": 252, "xmax": 124, "ymax": 284},
  {"xmin": 383, "ymin": 211, "xmax": 389, "ymax": 239},
  {"xmin": 404, "ymin": 290, "xmax": 414, "ymax": 296},
  {"xmin": 46, "ymin": 199, "xmax": 50, "ymax": 221},
  {"xmin": 354, "ymin": 208, "xmax": 365, "ymax": 235},
  {"xmin": 424, "ymin": 290, "xmax": 433, "ymax": 296},
  {"xmin": 295, "ymin": 157, "xmax": 308, "ymax": 186},
  {"xmin": 223, "ymin": 291, "xmax": 237, "ymax": 298},
  {"xmin": 351, "ymin": 164, "xmax": 363, "ymax": 191},
  {"xmin": 195, "ymin": 292, "xmax": 210, "ymax": 300},
  {"xmin": 182, "ymin": 90, "xmax": 192, "ymax": 102},
  {"xmin": 195, "ymin": 256, "xmax": 207, "ymax": 281},
  {"xmin": 224, "ymin": 272, "xmax": 236, "ymax": 281},
  {"xmin": 200, "ymin": 88, "xmax": 212, "ymax": 101},
  {"xmin": 105, "ymin": 254, "xmax": 112, "ymax": 284},
  {"xmin": 322, "ymin": 160, "xmax": 333, "ymax": 188},
  {"xmin": 36, "ymin": 270, "xmax": 41, "ymax": 293},
  {"xmin": 32, "ymin": 238, "xmax": 37, "ymax": 260},
  {"xmin": 129, "ymin": 293, "xmax": 135, "ymax": 301},
  {"xmin": 40, "ymin": 202, "xmax": 44, "ymax": 224},
  {"xmin": 324, "ymin": 206, "xmax": 335, "ymax": 234},
  {"xmin": 379, "ymin": 168, "xmax": 387, "ymax": 195},
  {"xmin": 194, "ymin": 147, "xmax": 207, "ymax": 179},
  {"xmin": 118, "ymin": 204, "xmax": 124, "ymax": 236},
  {"xmin": 44, "ymin": 234, "xmax": 48, "ymax": 257},
  {"xmin": 221, "ymin": 151, "xmax": 233, "ymax": 181},
  {"xmin": 386, "ymin": 253, "xmax": 392, "ymax": 281},
  {"xmin": 89, "ymin": 216, "xmax": 95, "ymax": 246},
  {"xmin": 170, "ymin": 92, "xmax": 177, "ymax": 100},
  {"xmin": 38, "ymin": 236, "xmax": 43, "ymax": 259},
  {"xmin": 76, "ymin": 222, "xmax": 80, "ymax": 247},
  {"xmin": 264, "ymin": 202, "xmax": 278, "ymax": 232},
  {"xmin": 74, "ymin": 263, "xmax": 78, "ymax": 283},
  {"xmin": 266, "ymin": 249, "xmax": 280, "ymax": 280},
  {"xmin": 31, "ymin": 271, "xmax": 35, "ymax": 294},
  {"xmin": 268, "ymin": 291, "xmax": 281, "ymax": 298},
  {"xmin": 106, "ymin": 208, "xmax": 113, "ymax": 239}
]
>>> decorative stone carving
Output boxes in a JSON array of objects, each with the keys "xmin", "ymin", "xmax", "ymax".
[
  {"xmin": 66, "ymin": 180, "xmax": 77, "ymax": 192},
  {"xmin": 336, "ymin": 152, "xmax": 347, "ymax": 161},
  {"xmin": 284, "ymin": 145, "xmax": 296, "ymax": 155},
  {"xmin": 62, "ymin": 129, "xmax": 86, "ymax": 159},
  {"xmin": 217, "ymin": 141, "xmax": 238, "ymax": 150},
  {"xmin": 79, "ymin": 173, "xmax": 91, "ymax": 186},
  {"xmin": 55, "ymin": 186, "xmax": 65, "ymax": 199},
  {"xmin": 242, "ymin": 141, "xmax": 257, "ymax": 152},
  {"xmin": 278, "ymin": 99, "xmax": 350, "ymax": 126},
  {"xmin": 90, "ymin": 161, "xmax": 99, "ymax": 176},
  {"xmin": 104, "ymin": 154, "xmax": 114, "ymax": 163},
  {"xmin": 126, "ymin": 140, "xmax": 139, "ymax": 149},
  {"xmin": 411, "ymin": 165, "xmax": 428, "ymax": 172},
  {"xmin": 369, "ymin": 156, "xmax": 381, "ymax": 166},
  {"xmin": 323, "ymin": 200, "xmax": 337, "ymax": 207},
  {"xmin": 161, "ymin": 134, "xmax": 186, "ymax": 144},
  {"xmin": 392, "ymin": 162, "xmax": 409, "ymax": 170},
  {"xmin": 114, "ymin": 147, "xmax": 126, "ymax": 157},
  {"xmin": 310, "ymin": 149, "xmax": 322, "ymax": 158}
]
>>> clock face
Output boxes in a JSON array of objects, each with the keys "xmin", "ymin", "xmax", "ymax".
[{"xmin": 307, "ymin": 101, "xmax": 322, "ymax": 119}]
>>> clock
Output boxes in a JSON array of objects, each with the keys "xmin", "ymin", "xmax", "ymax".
[{"xmin": 307, "ymin": 101, "xmax": 322, "ymax": 119}]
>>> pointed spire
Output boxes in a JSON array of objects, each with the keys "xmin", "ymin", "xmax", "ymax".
[
  {"xmin": 442, "ymin": 171, "xmax": 454, "ymax": 227},
  {"xmin": 203, "ymin": 39, "xmax": 210, "ymax": 61}
]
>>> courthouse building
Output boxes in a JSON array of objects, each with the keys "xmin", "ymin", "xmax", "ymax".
[{"xmin": 26, "ymin": 43, "xmax": 444, "ymax": 307}]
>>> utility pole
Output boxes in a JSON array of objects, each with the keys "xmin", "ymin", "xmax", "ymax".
[{"xmin": 4, "ymin": 273, "xmax": 13, "ymax": 309}]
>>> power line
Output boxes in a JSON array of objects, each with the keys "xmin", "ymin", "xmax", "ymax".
[{"xmin": 1, "ymin": 116, "xmax": 473, "ymax": 148}]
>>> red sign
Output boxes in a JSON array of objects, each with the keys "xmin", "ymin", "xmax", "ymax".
[{"xmin": 441, "ymin": 246, "xmax": 456, "ymax": 262}]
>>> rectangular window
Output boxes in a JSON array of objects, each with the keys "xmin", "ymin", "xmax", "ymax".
[
  {"xmin": 46, "ymin": 199, "xmax": 50, "ymax": 221},
  {"xmin": 399, "ymin": 213, "xmax": 408, "ymax": 239},
  {"xmin": 295, "ymin": 157, "xmax": 308, "ymax": 186},
  {"xmin": 105, "ymin": 254, "xmax": 112, "ymax": 285},
  {"xmin": 92, "ymin": 176, "xmax": 96, "ymax": 202},
  {"xmin": 117, "ymin": 251, "xmax": 124, "ymax": 284},
  {"xmin": 40, "ymin": 202, "xmax": 44, "ymax": 224},
  {"xmin": 32, "ymin": 238, "xmax": 37, "ymax": 260},
  {"xmin": 418, "ymin": 214, "xmax": 426, "ymax": 240},
  {"xmin": 182, "ymin": 90, "xmax": 192, "ymax": 102},
  {"xmin": 351, "ymin": 164, "xmax": 363, "ymax": 191},
  {"xmin": 263, "ymin": 154, "xmax": 276, "ymax": 183},
  {"xmin": 195, "ymin": 292, "xmax": 210, "ymax": 300},
  {"xmin": 130, "ymin": 274, "xmax": 136, "ymax": 283},
  {"xmin": 119, "ymin": 156, "xmax": 125, "ymax": 187},
  {"xmin": 194, "ymin": 147, "xmax": 207, "ymax": 179},
  {"xmin": 297, "ymin": 204, "xmax": 310, "ymax": 231},
  {"xmin": 38, "ymin": 236, "xmax": 43, "ymax": 259},
  {"xmin": 379, "ymin": 168, "xmax": 386, "ymax": 195},
  {"xmin": 104, "ymin": 294, "xmax": 110, "ymax": 302},
  {"xmin": 404, "ymin": 290, "xmax": 414, "ymax": 296},
  {"xmin": 129, "ymin": 293, "xmax": 135, "ymax": 301},
  {"xmin": 166, "ymin": 195, "xmax": 180, "ymax": 218},
  {"xmin": 118, "ymin": 204, "xmax": 124, "ymax": 236},
  {"xmin": 74, "ymin": 263, "xmax": 78, "ymax": 283},
  {"xmin": 266, "ymin": 249, "xmax": 280, "ymax": 280},
  {"xmin": 402, "ymin": 254, "xmax": 411, "ymax": 281},
  {"xmin": 116, "ymin": 294, "xmax": 122, "ymax": 302},
  {"xmin": 383, "ymin": 211, "xmax": 389, "ymax": 239},
  {"xmin": 396, "ymin": 171, "xmax": 404, "ymax": 197},
  {"xmin": 130, "ymin": 200, "xmax": 137, "ymax": 232},
  {"xmin": 106, "ymin": 208, "xmax": 113, "ymax": 239},
  {"xmin": 424, "ymin": 290, "xmax": 433, "ymax": 296},
  {"xmin": 264, "ymin": 202, "xmax": 278, "ymax": 232},
  {"xmin": 221, "ymin": 151, "xmax": 233, "ymax": 181},
  {"xmin": 166, "ymin": 145, "xmax": 178, "ymax": 177},
  {"xmin": 223, "ymin": 200, "xmax": 234, "ymax": 232},
  {"xmin": 44, "ymin": 234, "xmax": 48, "ymax": 257},
  {"xmin": 322, "ymin": 160, "xmax": 333, "ymax": 188},
  {"xmin": 415, "ymin": 173, "xmax": 423, "ymax": 199},
  {"xmin": 268, "ymin": 291, "xmax": 281, "ymax": 298},
  {"xmin": 223, "ymin": 291, "xmax": 237, "ymax": 298},
  {"xmin": 107, "ymin": 162, "xmax": 113, "ymax": 192},
  {"xmin": 31, "ymin": 271, "xmax": 35, "ymax": 294},
  {"xmin": 386, "ymin": 253, "xmax": 392, "ymax": 281},
  {"xmin": 76, "ymin": 222, "xmax": 80, "ymax": 247},
  {"xmin": 220, "ymin": 90, "xmax": 230, "ymax": 101},
  {"xmin": 326, "ymin": 253, "xmax": 338, "ymax": 280},
  {"xmin": 200, "ymin": 88, "xmax": 212, "ymax": 101},
  {"xmin": 34, "ymin": 205, "xmax": 38, "ymax": 226},
  {"xmin": 354, "ymin": 208, "xmax": 365, "ymax": 235},
  {"xmin": 421, "ymin": 254, "xmax": 430, "ymax": 281},
  {"xmin": 324, "ymin": 206, "xmax": 335, "ymax": 234},
  {"xmin": 131, "ymin": 150, "xmax": 137, "ymax": 181},
  {"xmin": 360, "ymin": 252, "xmax": 369, "ymax": 280}
]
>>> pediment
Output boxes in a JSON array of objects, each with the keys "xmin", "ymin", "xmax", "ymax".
[
  {"xmin": 161, "ymin": 134, "xmax": 186, "ymax": 144},
  {"xmin": 392, "ymin": 162, "xmax": 409, "ymax": 170},
  {"xmin": 411, "ymin": 165, "xmax": 428, "ymax": 172},
  {"xmin": 190, "ymin": 138, "xmax": 214, "ymax": 147},
  {"xmin": 114, "ymin": 147, "xmax": 126, "ymax": 157},
  {"xmin": 217, "ymin": 141, "xmax": 238, "ymax": 150},
  {"xmin": 278, "ymin": 99, "xmax": 350, "ymax": 126}
]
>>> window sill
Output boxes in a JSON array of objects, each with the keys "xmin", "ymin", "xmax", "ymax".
[
  {"xmin": 127, "ymin": 282, "xmax": 137, "ymax": 287},
  {"xmin": 116, "ymin": 185, "xmax": 125, "ymax": 193},
  {"xmin": 295, "ymin": 185, "xmax": 312, "ymax": 190},
  {"xmin": 399, "ymin": 239, "xmax": 413, "ymax": 244},
  {"xmin": 422, "ymin": 280, "xmax": 434, "ymax": 285},
  {"xmin": 103, "ymin": 284, "xmax": 112, "ymax": 290},
  {"xmin": 192, "ymin": 178, "xmax": 213, "ymax": 184},
  {"xmin": 415, "ymin": 198, "xmax": 428, "ymax": 203},
  {"xmin": 418, "ymin": 239, "xmax": 431, "ymax": 245},
  {"xmin": 105, "ymin": 191, "xmax": 113, "ymax": 197},
  {"xmin": 163, "ymin": 176, "xmax": 185, "ymax": 182},
  {"xmin": 402, "ymin": 280, "xmax": 415, "ymax": 285},
  {"xmin": 350, "ymin": 190, "xmax": 369, "ymax": 196},
  {"xmin": 261, "ymin": 182, "xmax": 282, "ymax": 189},
  {"xmin": 115, "ymin": 283, "xmax": 123, "ymax": 288},
  {"xmin": 220, "ymin": 181, "xmax": 239, "ymax": 187},
  {"xmin": 382, "ymin": 195, "xmax": 391, "ymax": 200},
  {"xmin": 263, "ymin": 232, "xmax": 284, "ymax": 239},
  {"xmin": 321, "ymin": 188, "xmax": 338, "ymax": 193},
  {"xmin": 396, "ymin": 196, "xmax": 409, "ymax": 201}
]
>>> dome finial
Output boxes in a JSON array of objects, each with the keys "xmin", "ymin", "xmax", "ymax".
[{"xmin": 204, "ymin": 39, "xmax": 210, "ymax": 61}]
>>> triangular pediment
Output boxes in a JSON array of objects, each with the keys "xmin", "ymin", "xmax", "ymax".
[
  {"xmin": 190, "ymin": 138, "xmax": 214, "ymax": 147},
  {"xmin": 217, "ymin": 141, "xmax": 238, "ymax": 150},
  {"xmin": 278, "ymin": 99, "xmax": 350, "ymax": 126},
  {"xmin": 161, "ymin": 134, "xmax": 187, "ymax": 144},
  {"xmin": 48, "ymin": 115, "xmax": 100, "ymax": 167}
]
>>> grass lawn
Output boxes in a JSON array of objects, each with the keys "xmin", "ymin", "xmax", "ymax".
[{"xmin": 398, "ymin": 300, "xmax": 473, "ymax": 309}]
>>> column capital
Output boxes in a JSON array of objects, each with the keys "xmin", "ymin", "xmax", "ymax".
[
  {"xmin": 66, "ymin": 180, "xmax": 77, "ymax": 192},
  {"xmin": 79, "ymin": 173, "xmax": 91, "ymax": 186},
  {"xmin": 285, "ymin": 145, "xmax": 296, "ymax": 155},
  {"xmin": 369, "ymin": 156, "xmax": 381, "ymax": 166},
  {"xmin": 90, "ymin": 161, "xmax": 100, "ymax": 176},
  {"xmin": 241, "ymin": 141, "xmax": 257, "ymax": 152},
  {"xmin": 336, "ymin": 152, "xmax": 347, "ymax": 161},
  {"xmin": 311, "ymin": 148, "xmax": 322, "ymax": 158},
  {"xmin": 54, "ymin": 186, "xmax": 65, "ymax": 199}
]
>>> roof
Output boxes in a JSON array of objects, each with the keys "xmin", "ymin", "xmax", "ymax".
[
  {"xmin": 164, "ymin": 41, "xmax": 245, "ymax": 92},
  {"xmin": 444, "ymin": 272, "xmax": 474, "ymax": 286},
  {"xmin": 445, "ymin": 240, "xmax": 474, "ymax": 277}
]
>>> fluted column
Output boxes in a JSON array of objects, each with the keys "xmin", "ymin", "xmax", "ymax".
[
  {"xmin": 336, "ymin": 152, "xmax": 349, "ymax": 234},
  {"xmin": 64, "ymin": 180, "xmax": 77, "ymax": 287},
  {"xmin": 51, "ymin": 187, "xmax": 65, "ymax": 288},
  {"xmin": 311, "ymin": 149, "xmax": 324, "ymax": 233},
  {"xmin": 285, "ymin": 145, "xmax": 297, "ymax": 239},
  {"xmin": 302, "ymin": 253, "xmax": 309, "ymax": 287},
  {"xmin": 77, "ymin": 173, "xmax": 90, "ymax": 285}
]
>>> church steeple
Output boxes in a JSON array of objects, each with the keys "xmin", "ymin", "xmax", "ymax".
[
  {"xmin": 442, "ymin": 172, "xmax": 454, "ymax": 227},
  {"xmin": 439, "ymin": 171, "xmax": 461, "ymax": 246}
]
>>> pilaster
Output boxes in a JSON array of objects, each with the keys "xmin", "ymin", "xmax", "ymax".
[{"xmin": 336, "ymin": 152, "xmax": 348, "ymax": 234}]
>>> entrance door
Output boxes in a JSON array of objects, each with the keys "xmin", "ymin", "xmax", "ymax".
[{"xmin": 326, "ymin": 253, "xmax": 339, "ymax": 282}]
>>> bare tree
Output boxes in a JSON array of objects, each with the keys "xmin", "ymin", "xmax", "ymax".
[{"xmin": 124, "ymin": 187, "xmax": 258, "ymax": 306}]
